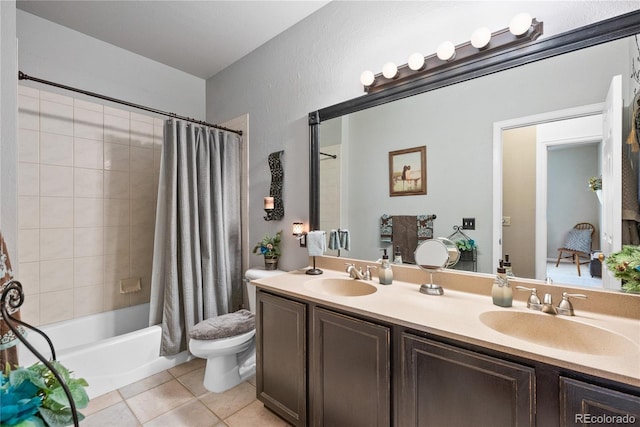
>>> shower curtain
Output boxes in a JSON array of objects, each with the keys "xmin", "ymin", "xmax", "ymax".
[{"xmin": 150, "ymin": 120, "xmax": 242, "ymax": 356}]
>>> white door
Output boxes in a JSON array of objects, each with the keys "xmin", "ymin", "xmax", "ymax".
[{"xmin": 601, "ymin": 75, "xmax": 622, "ymax": 290}]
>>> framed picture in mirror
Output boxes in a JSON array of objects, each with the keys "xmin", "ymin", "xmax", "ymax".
[{"xmin": 389, "ymin": 145, "xmax": 427, "ymax": 196}]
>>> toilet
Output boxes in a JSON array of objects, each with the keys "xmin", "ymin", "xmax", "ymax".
[{"xmin": 188, "ymin": 268, "xmax": 283, "ymax": 393}]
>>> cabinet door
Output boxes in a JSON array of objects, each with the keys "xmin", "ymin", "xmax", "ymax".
[
  {"xmin": 560, "ymin": 377, "xmax": 640, "ymax": 426},
  {"xmin": 311, "ymin": 307, "xmax": 391, "ymax": 427},
  {"xmin": 399, "ymin": 332, "xmax": 535, "ymax": 427},
  {"xmin": 256, "ymin": 291, "xmax": 307, "ymax": 427}
]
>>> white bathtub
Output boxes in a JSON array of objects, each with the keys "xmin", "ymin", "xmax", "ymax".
[{"xmin": 18, "ymin": 303, "xmax": 191, "ymax": 398}]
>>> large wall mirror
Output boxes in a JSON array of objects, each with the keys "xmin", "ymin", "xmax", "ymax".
[{"xmin": 308, "ymin": 11, "xmax": 640, "ymax": 291}]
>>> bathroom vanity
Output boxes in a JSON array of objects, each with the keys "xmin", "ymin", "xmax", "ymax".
[{"xmin": 252, "ymin": 257, "xmax": 640, "ymax": 427}]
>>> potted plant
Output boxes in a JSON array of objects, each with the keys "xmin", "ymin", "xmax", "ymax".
[
  {"xmin": 1, "ymin": 360, "xmax": 89, "ymax": 427},
  {"xmin": 455, "ymin": 239, "xmax": 477, "ymax": 262},
  {"xmin": 588, "ymin": 176, "xmax": 603, "ymax": 204},
  {"xmin": 604, "ymin": 245, "xmax": 640, "ymax": 293},
  {"xmin": 253, "ymin": 231, "xmax": 282, "ymax": 270}
]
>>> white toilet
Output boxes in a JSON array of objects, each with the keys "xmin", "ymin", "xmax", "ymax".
[{"xmin": 188, "ymin": 268, "xmax": 283, "ymax": 393}]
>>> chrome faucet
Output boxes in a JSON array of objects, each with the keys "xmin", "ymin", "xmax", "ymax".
[
  {"xmin": 345, "ymin": 263, "xmax": 376, "ymax": 280},
  {"xmin": 515, "ymin": 286, "xmax": 542, "ymax": 310},
  {"xmin": 541, "ymin": 293, "xmax": 557, "ymax": 315},
  {"xmin": 556, "ymin": 292, "xmax": 588, "ymax": 316}
]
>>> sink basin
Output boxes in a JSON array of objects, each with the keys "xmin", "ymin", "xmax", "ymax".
[
  {"xmin": 479, "ymin": 311, "xmax": 639, "ymax": 356},
  {"xmin": 304, "ymin": 278, "xmax": 377, "ymax": 297}
]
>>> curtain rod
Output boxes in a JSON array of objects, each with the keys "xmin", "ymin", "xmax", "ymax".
[{"xmin": 18, "ymin": 71, "xmax": 242, "ymax": 136}]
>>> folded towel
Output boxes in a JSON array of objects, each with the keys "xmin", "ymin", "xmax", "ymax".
[
  {"xmin": 380, "ymin": 214, "xmax": 393, "ymax": 243},
  {"xmin": 307, "ymin": 230, "xmax": 327, "ymax": 256},
  {"xmin": 328, "ymin": 230, "xmax": 340, "ymax": 250},
  {"xmin": 339, "ymin": 229, "xmax": 350, "ymax": 251},
  {"xmin": 189, "ymin": 309, "xmax": 255, "ymax": 340}
]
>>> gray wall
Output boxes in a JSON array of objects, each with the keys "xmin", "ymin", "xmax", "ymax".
[{"xmin": 205, "ymin": 1, "xmax": 640, "ymax": 272}]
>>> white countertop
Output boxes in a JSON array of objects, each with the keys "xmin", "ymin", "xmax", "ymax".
[{"xmin": 252, "ymin": 267, "xmax": 640, "ymax": 387}]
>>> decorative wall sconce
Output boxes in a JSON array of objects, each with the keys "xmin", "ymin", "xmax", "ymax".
[
  {"xmin": 264, "ymin": 150, "xmax": 284, "ymax": 221},
  {"xmin": 360, "ymin": 13, "xmax": 542, "ymax": 94},
  {"xmin": 292, "ymin": 222, "xmax": 307, "ymax": 247}
]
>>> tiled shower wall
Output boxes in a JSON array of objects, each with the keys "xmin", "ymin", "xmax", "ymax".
[{"xmin": 16, "ymin": 85, "xmax": 163, "ymax": 326}]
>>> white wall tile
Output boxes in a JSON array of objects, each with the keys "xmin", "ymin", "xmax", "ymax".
[
  {"xmin": 74, "ymin": 138, "xmax": 103, "ymax": 169},
  {"xmin": 18, "ymin": 196, "xmax": 39, "ymax": 229},
  {"xmin": 104, "ymin": 199, "xmax": 130, "ymax": 226},
  {"xmin": 74, "ymin": 255, "xmax": 104, "ymax": 287},
  {"xmin": 40, "ymin": 132, "xmax": 73, "ymax": 166},
  {"xmin": 104, "ymin": 252, "xmax": 130, "ymax": 289},
  {"xmin": 40, "ymin": 165, "xmax": 73, "ymax": 197},
  {"xmin": 39, "ymin": 258, "xmax": 74, "ymax": 293},
  {"xmin": 39, "ymin": 290, "xmax": 74, "ymax": 325},
  {"xmin": 153, "ymin": 119, "xmax": 164, "ymax": 149},
  {"xmin": 18, "ymin": 85, "xmax": 39, "ymax": 98},
  {"xmin": 40, "ymin": 228, "xmax": 74, "ymax": 260},
  {"xmin": 103, "ymin": 281, "xmax": 130, "ymax": 311},
  {"xmin": 130, "ymin": 120, "xmax": 154, "ymax": 148},
  {"xmin": 74, "ymin": 107, "xmax": 104, "ymax": 141},
  {"xmin": 74, "ymin": 198, "xmax": 103, "ymax": 228},
  {"xmin": 104, "ymin": 106, "xmax": 129, "ymax": 118},
  {"xmin": 40, "ymin": 100, "xmax": 73, "ymax": 136},
  {"xmin": 74, "ymin": 227, "xmax": 104, "ymax": 257},
  {"xmin": 130, "ymin": 172, "xmax": 153, "ymax": 200},
  {"xmin": 104, "ymin": 113, "xmax": 130, "ymax": 145},
  {"xmin": 130, "ymin": 112, "xmax": 154, "ymax": 124},
  {"xmin": 19, "ymin": 129, "xmax": 39, "ymax": 163},
  {"xmin": 18, "ymin": 229, "xmax": 39, "ymax": 262},
  {"xmin": 74, "ymin": 98, "xmax": 103, "ymax": 112},
  {"xmin": 40, "ymin": 90, "xmax": 73, "ymax": 106},
  {"xmin": 104, "ymin": 171, "xmax": 130, "ymax": 198},
  {"xmin": 18, "ymin": 95, "xmax": 39, "ymax": 130},
  {"xmin": 18, "ymin": 163, "xmax": 39, "ymax": 196},
  {"xmin": 40, "ymin": 197, "xmax": 74, "ymax": 228},
  {"xmin": 103, "ymin": 226, "xmax": 130, "ymax": 257},
  {"xmin": 74, "ymin": 169, "xmax": 104, "ymax": 197},
  {"xmin": 20, "ymin": 294, "xmax": 40, "ymax": 326},
  {"xmin": 18, "ymin": 261, "xmax": 40, "ymax": 295},
  {"xmin": 130, "ymin": 146, "xmax": 153, "ymax": 172},
  {"xmin": 131, "ymin": 199, "xmax": 155, "ymax": 227},
  {"xmin": 104, "ymin": 142, "xmax": 130, "ymax": 171},
  {"xmin": 74, "ymin": 285, "xmax": 104, "ymax": 317}
]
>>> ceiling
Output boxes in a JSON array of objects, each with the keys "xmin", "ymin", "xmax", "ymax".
[{"xmin": 16, "ymin": 0, "xmax": 330, "ymax": 80}]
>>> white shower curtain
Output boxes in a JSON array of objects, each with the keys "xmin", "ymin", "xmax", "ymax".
[{"xmin": 150, "ymin": 120, "xmax": 242, "ymax": 356}]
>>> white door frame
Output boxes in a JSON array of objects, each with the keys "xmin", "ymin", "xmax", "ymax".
[{"xmin": 492, "ymin": 103, "xmax": 603, "ymax": 275}]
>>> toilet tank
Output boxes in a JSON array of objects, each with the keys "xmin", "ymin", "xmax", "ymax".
[{"xmin": 245, "ymin": 268, "xmax": 284, "ymax": 313}]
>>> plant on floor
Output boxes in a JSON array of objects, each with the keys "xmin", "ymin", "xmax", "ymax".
[
  {"xmin": 604, "ymin": 245, "xmax": 640, "ymax": 293},
  {"xmin": 0, "ymin": 360, "xmax": 89, "ymax": 427},
  {"xmin": 253, "ymin": 230, "xmax": 282, "ymax": 259}
]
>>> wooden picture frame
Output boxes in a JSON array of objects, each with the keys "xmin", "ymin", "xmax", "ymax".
[{"xmin": 388, "ymin": 145, "xmax": 426, "ymax": 196}]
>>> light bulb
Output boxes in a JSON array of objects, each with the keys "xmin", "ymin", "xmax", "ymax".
[
  {"xmin": 382, "ymin": 62, "xmax": 398, "ymax": 79},
  {"xmin": 360, "ymin": 70, "xmax": 375, "ymax": 87},
  {"xmin": 509, "ymin": 13, "xmax": 532, "ymax": 36},
  {"xmin": 471, "ymin": 27, "xmax": 491, "ymax": 49},
  {"xmin": 408, "ymin": 53, "xmax": 425, "ymax": 71},
  {"xmin": 436, "ymin": 41, "xmax": 456, "ymax": 61}
]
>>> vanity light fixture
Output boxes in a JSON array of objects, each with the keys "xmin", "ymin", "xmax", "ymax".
[
  {"xmin": 360, "ymin": 14, "xmax": 542, "ymax": 93},
  {"xmin": 293, "ymin": 222, "xmax": 307, "ymax": 247}
]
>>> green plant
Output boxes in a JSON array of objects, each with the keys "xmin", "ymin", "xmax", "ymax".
[
  {"xmin": 1, "ymin": 361, "xmax": 89, "ymax": 427},
  {"xmin": 604, "ymin": 245, "xmax": 640, "ymax": 293},
  {"xmin": 588, "ymin": 176, "xmax": 602, "ymax": 191},
  {"xmin": 253, "ymin": 231, "xmax": 282, "ymax": 258},
  {"xmin": 455, "ymin": 239, "xmax": 477, "ymax": 252}
]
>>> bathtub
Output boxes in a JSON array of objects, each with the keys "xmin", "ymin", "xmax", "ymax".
[{"xmin": 18, "ymin": 303, "xmax": 192, "ymax": 398}]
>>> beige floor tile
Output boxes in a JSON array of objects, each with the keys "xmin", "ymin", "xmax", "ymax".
[
  {"xmin": 200, "ymin": 381, "xmax": 256, "ymax": 420},
  {"xmin": 177, "ymin": 367, "xmax": 208, "ymax": 397},
  {"xmin": 126, "ymin": 380, "xmax": 194, "ymax": 424},
  {"xmin": 246, "ymin": 375, "xmax": 256, "ymax": 387},
  {"xmin": 83, "ymin": 390, "xmax": 122, "ymax": 417},
  {"xmin": 80, "ymin": 401, "xmax": 140, "ymax": 427},
  {"xmin": 119, "ymin": 370, "xmax": 174, "ymax": 400},
  {"xmin": 143, "ymin": 399, "xmax": 221, "ymax": 427},
  {"xmin": 169, "ymin": 357, "xmax": 206, "ymax": 378},
  {"xmin": 224, "ymin": 400, "xmax": 290, "ymax": 427}
]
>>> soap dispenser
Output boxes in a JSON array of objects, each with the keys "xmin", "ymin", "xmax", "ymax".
[
  {"xmin": 492, "ymin": 260, "xmax": 512, "ymax": 307},
  {"xmin": 503, "ymin": 254, "xmax": 514, "ymax": 278},
  {"xmin": 378, "ymin": 249, "xmax": 393, "ymax": 285},
  {"xmin": 393, "ymin": 245, "xmax": 403, "ymax": 264}
]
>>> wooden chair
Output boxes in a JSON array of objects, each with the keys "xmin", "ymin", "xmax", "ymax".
[{"xmin": 555, "ymin": 223, "xmax": 595, "ymax": 277}]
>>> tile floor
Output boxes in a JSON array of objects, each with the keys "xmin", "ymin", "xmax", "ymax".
[{"xmin": 80, "ymin": 358, "xmax": 291, "ymax": 426}]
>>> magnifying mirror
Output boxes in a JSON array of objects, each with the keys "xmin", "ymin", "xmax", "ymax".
[{"xmin": 414, "ymin": 238, "xmax": 460, "ymax": 295}]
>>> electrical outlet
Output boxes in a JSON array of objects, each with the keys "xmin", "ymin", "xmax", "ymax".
[
  {"xmin": 462, "ymin": 217, "xmax": 475, "ymax": 230},
  {"xmin": 502, "ymin": 216, "xmax": 511, "ymax": 226}
]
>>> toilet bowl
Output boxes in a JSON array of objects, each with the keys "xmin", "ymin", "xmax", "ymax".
[{"xmin": 188, "ymin": 268, "xmax": 283, "ymax": 393}]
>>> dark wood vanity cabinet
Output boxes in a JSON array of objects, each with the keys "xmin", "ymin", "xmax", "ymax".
[
  {"xmin": 398, "ymin": 332, "xmax": 536, "ymax": 427},
  {"xmin": 311, "ymin": 307, "xmax": 391, "ymax": 427},
  {"xmin": 256, "ymin": 291, "xmax": 307, "ymax": 427},
  {"xmin": 559, "ymin": 377, "xmax": 640, "ymax": 427}
]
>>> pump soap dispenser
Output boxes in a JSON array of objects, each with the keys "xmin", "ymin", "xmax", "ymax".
[
  {"xmin": 492, "ymin": 260, "xmax": 512, "ymax": 307},
  {"xmin": 378, "ymin": 249, "xmax": 393, "ymax": 285},
  {"xmin": 393, "ymin": 245, "xmax": 403, "ymax": 264}
]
